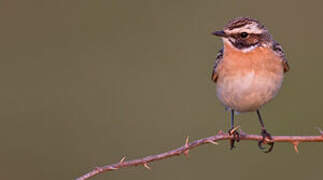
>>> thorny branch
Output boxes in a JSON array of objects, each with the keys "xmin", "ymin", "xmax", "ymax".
[{"xmin": 77, "ymin": 129, "xmax": 323, "ymax": 180}]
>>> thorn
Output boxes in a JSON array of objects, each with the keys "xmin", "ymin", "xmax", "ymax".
[
  {"xmin": 217, "ymin": 130, "xmax": 224, "ymax": 135},
  {"xmin": 239, "ymin": 129, "xmax": 247, "ymax": 136},
  {"xmin": 230, "ymin": 125, "xmax": 240, "ymax": 134},
  {"xmin": 95, "ymin": 167, "xmax": 103, "ymax": 171},
  {"xmin": 316, "ymin": 127, "xmax": 323, "ymax": 136},
  {"xmin": 184, "ymin": 136, "xmax": 190, "ymax": 157},
  {"xmin": 120, "ymin": 156, "xmax": 126, "ymax": 163},
  {"xmin": 292, "ymin": 141, "xmax": 300, "ymax": 153},
  {"xmin": 185, "ymin": 136, "xmax": 189, "ymax": 146},
  {"xmin": 143, "ymin": 163, "xmax": 151, "ymax": 170},
  {"xmin": 206, "ymin": 139, "xmax": 219, "ymax": 145},
  {"xmin": 184, "ymin": 151, "xmax": 189, "ymax": 157}
]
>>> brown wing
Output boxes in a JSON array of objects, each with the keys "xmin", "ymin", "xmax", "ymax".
[
  {"xmin": 211, "ymin": 48, "xmax": 224, "ymax": 83},
  {"xmin": 272, "ymin": 41, "xmax": 289, "ymax": 73}
]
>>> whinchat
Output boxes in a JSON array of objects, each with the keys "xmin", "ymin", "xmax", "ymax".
[{"xmin": 211, "ymin": 17, "xmax": 289, "ymax": 152}]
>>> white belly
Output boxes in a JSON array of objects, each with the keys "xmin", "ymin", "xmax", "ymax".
[{"xmin": 216, "ymin": 71, "xmax": 284, "ymax": 112}]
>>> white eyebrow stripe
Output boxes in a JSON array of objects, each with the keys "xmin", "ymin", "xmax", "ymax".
[{"xmin": 226, "ymin": 23, "xmax": 263, "ymax": 34}]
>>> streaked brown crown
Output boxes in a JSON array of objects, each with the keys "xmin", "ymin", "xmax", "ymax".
[{"xmin": 225, "ymin": 17, "xmax": 265, "ymax": 31}]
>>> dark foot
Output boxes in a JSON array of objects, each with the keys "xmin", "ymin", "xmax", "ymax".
[
  {"xmin": 258, "ymin": 129, "xmax": 274, "ymax": 153},
  {"xmin": 228, "ymin": 127, "xmax": 240, "ymax": 150}
]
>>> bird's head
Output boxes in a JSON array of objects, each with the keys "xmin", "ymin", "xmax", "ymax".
[{"xmin": 213, "ymin": 17, "xmax": 272, "ymax": 52}]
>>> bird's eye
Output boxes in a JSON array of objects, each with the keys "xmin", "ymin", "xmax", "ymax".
[{"xmin": 240, "ymin": 32, "xmax": 248, "ymax": 38}]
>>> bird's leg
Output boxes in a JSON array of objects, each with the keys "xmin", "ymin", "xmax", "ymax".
[
  {"xmin": 228, "ymin": 109, "xmax": 239, "ymax": 149},
  {"xmin": 256, "ymin": 110, "xmax": 274, "ymax": 153}
]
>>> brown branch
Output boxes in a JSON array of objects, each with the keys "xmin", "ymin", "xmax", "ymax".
[{"xmin": 76, "ymin": 129, "xmax": 323, "ymax": 180}]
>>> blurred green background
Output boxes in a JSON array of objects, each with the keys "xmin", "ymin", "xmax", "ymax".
[{"xmin": 1, "ymin": 0, "xmax": 323, "ymax": 179}]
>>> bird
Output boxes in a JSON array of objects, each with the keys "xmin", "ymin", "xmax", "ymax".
[{"xmin": 211, "ymin": 17, "xmax": 289, "ymax": 152}]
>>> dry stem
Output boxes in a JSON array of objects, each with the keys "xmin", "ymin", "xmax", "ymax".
[{"xmin": 76, "ymin": 129, "xmax": 323, "ymax": 180}]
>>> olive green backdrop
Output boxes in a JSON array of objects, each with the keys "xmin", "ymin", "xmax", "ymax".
[{"xmin": 1, "ymin": 0, "xmax": 323, "ymax": 179}]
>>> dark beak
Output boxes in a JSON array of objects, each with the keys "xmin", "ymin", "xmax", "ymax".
[{"xmin": 212, "ymin": 30, "xmax": 227, "ymax": 37}]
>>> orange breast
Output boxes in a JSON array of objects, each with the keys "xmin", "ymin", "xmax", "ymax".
[
  {"xmin": 218, "ymin": 43, "xmax": 284, "ymax": 77},
  {"xmin": 215, "ymin": 43, "xmax": 285, "ymax": 112}
]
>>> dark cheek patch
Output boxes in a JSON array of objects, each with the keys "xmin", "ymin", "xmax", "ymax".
[
  {"xmin": 231, "ymin": 34, "xmax": 260, "ymax": 49},
  {"xmin": 247, "ymin": 35, "xmax": 260, "ymax": 44}
]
